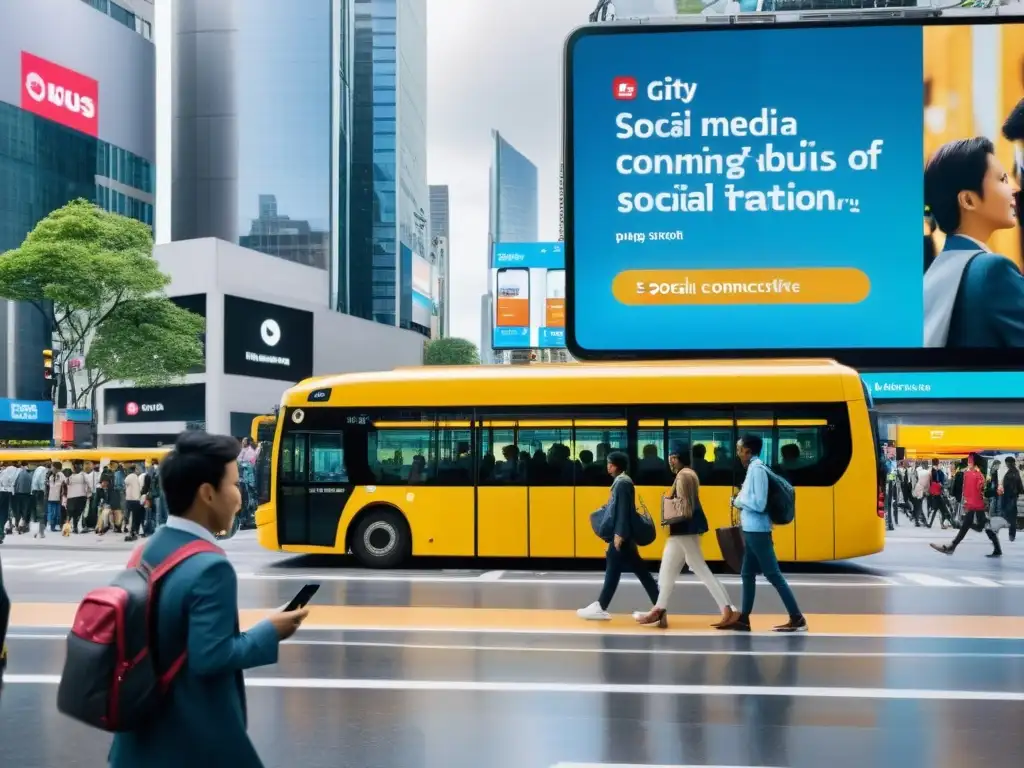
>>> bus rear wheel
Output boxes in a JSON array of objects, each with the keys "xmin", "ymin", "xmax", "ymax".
[{"xmin": 351, "ymin": 508, "xmax": 410, "ymax": 568}]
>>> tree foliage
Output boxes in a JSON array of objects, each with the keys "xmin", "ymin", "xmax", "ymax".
[
  {"xmin": 0, "ymin": 199, "xmax": 205, "ymax": 407},
  {"xmin": 423, "ymin": 337, "xmax": 480, "ymax": 365}
]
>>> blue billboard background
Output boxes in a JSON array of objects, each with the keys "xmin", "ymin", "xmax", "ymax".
[
  {"xmin": 568, "ymin": 25, "xmax": 923, "ymax": 354},
  {"xmin": 0, "ymin": 398, "xmax": 53, "ymax": 423},
  {"xmin": 863, "ymin": 371, "xmax": 1024, "ymax": 400},
  {"xmin": 491, "ymin": 242, "xmax": 566, "ymax": 350}
]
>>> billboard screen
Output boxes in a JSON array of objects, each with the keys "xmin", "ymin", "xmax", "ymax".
[
  {"xmin": 411, "ymin": 252, "xmax": 434, "ymax": 329},
  {"xmin": 223, "ymin": 295, "xmax": 314, "ymax": 382},
  {"xmin": 564, "ymin": 17, "xmax": 1024, "ymax": 367},
  {"xmin": 863, "ymin": 371, "xmax": 1024, "ymax": 401},
  {"xmin": 491, "ymin": 242, "xmax": 566, "ymax": 349}
]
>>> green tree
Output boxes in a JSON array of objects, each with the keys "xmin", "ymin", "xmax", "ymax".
[
  {"xmin": 423, "ymin": 337, "xmax": 480, "ymax": 365},
  {"xmin": 0, "ymin": 199, "xmax": 205, "ymax": 411}
]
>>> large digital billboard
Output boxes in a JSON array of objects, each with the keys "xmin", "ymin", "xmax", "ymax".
[
  {"xmin": 564, "ymin": 16, "xmax": 1024, "ymax": 367},
  {"xmin": 491, "ymin": 242, "xmax": 566, "ymax": 349},
  {"xmin": 223, "ymin": 295, "xmax": 314, "ymax": 382}
]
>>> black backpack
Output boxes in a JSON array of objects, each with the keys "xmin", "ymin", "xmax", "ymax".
[
  {"xmin": 765, "ymin": 466, "xmax": 795, "ymax": 526},
  {"xmin": 57, "ymin": 539, "xmax": 222, "ymax": 731}
]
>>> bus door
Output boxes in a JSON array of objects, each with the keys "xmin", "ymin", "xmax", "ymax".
[
  {"xmin": 522, "ymin": 420, "xmax": 574, "ymax": 558},
  {"xmin": 476, "ymin": 422, "xmax": 528, "ymax": 557},
  {"xmin": 277, "ymin": 429, "xmax": 357, "ymax": 548},
  {"xmin": 573, "ymin": 420, "xmax": 630, "ymax": 559}
]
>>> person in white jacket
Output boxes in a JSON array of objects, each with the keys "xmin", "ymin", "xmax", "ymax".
[{"xmin": 912, "ymin": 461, "xmax": 932, "ymax": 526}]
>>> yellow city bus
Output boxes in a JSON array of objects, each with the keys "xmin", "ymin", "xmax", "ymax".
[{"xmin": 256, "ymin": 360, "xmax": 884, "ymax": 567}]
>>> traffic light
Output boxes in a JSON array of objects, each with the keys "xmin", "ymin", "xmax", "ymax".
[{"xmin": 43, "ymin": 349, "xmax": 53, "ymax": 379}]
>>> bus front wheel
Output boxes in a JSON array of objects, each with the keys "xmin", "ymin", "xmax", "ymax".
[{"xmin": 351, "ymin": 508, "xmax": 410, "ymax": 568}]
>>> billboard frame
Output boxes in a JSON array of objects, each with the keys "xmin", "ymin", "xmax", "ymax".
[{"xmin": 562, "ymin": 11, "xmax": 1024, "ymax": 369}]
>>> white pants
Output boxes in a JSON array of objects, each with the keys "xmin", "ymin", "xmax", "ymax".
[{"xmin": 655, "ymin": 535, "xmax": 732, "ymax": 611}]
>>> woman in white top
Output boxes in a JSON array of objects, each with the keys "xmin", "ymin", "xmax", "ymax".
[
  {"xmin": 123, "ymin": 465, "xmax": 143, "ymax": 542},
  {"xmin": 66, "ymin": 464, "xmax": 90, "ymax": 534}
]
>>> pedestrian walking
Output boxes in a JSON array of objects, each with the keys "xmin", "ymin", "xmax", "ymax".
[{"xmin": 717, "ymin": 434, "xmax": 807, "ymax": 633}]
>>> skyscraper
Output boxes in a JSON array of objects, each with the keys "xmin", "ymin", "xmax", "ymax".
[
  {"xmin": 348, "ymin": 0, "xmax": 430, "ymax": 335},
  {"xmin": 487, "ymin": 131, "xmax": 539, "ymax": 364},
  {"xmin": 488, "ymin": 129, "xmax": 539, "ymax": 250},
  {"xmin": 0, "ymin": 0, "xmax": 155, "ymax": 404},
  {"xmin": 429, "ymin": 184, "xmax": 450, "ymax": 337},
  {"xmin": 171, "ymin": 0, "xmax": 334, "ymax": 281}
]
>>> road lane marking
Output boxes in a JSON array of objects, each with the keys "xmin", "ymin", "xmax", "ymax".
[
  {"xmin": 233, "ymin": 572, "xmax": 903, "ymax": 588},
  {"xmin": 962, "ymin": 576, "xmax": 1002, "ymax": 587},
  {"xmin": 6, "ymin": 674, "xmax": 1023, "ymax": 701},
  {"xmin": 552, "ymin": 764, "xmax": 772, "ymax": 768},
  {"xmin": 9, "ymin": 633, "xmax": 1024, "ymax": 658},
  {"xmin": 898, "ymin": 573, "xmax": 961, "ymax": 587},
  {"xmin": 477, "ymin": 570, "xmax": 506, "ymax": 581},
  {"xmin": 11, "ymin": 604, "xmax": 1024, "ymax": 639}
]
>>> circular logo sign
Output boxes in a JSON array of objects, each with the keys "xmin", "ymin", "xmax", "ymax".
[
  {"xmin": 125, "ymin": 402, "xmax": 140, "ymax": 416},
  {"xmin": 291, "ymin": 409, "xmax": 305, "ymax": 424},
  {"xmin": 24, "ymin": 72, "xmax": 45, "ymax": 103},
  {"xmin": 260, "ymin": 319, "xmax": 282, "ymax": 347}
]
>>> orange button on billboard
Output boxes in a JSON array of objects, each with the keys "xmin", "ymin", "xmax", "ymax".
[
  {"xmin": 496, "ymin": 297, "xmax": 529, "ymax": 327},
  {"xmin": 545, "ymin": 298, "xmax": 565, "ymax": 328},
  {"xmin": 611, "ymin": 268, "xmax": 870, "ymax": 306}
]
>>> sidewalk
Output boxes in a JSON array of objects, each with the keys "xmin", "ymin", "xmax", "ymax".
[{"xmin": 1, "ymin": 528, "xmax": 258, "ymax": 552}]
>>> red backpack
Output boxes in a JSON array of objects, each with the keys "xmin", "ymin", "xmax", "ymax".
[{"xmin": 56, "ymin": 539, "xmax": 222, "ymax": 732}]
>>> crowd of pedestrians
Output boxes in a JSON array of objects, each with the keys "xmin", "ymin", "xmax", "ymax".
[
  {"xmin": 0, "ymin": 459, "xmax": 166, "ymax": 543},
  {"xmin": 885, "ymin": 452, "xmax": 1021, "ymax": 557},
  {"xmin": 579, "ymin": 434, "xmax": 807, "ymax": 633}
]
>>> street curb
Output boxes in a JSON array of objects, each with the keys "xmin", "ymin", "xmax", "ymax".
[{"xmin": 0, "ymin": 542, "xmax": 135, "ymax": 553}]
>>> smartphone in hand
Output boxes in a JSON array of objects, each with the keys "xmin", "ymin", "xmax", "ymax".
[{"xmin": 283, "ymin": 583, "xmax": 320, "ymax": 613}]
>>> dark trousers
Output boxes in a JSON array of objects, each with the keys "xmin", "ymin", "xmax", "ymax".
[
  {"xmin": 928, "ymin": 495, "xmax": 953, "ymax": 526},
  {"xmin": 598, "ymin": 540, "xmax": 659, "ymax": 611},
  {"xmin": 67, "ymin": 497, "xmax": 87, "ymax": 532},
  {"xmin": 13, "ymin": 494, "xmax": 32, "ymax": 527},
  {"xmin": 0, "ymin": 556, "xmax": 9, "ymax": 659},
  {"xmin": 740, "ymin": 531, "xmax": 802, "ymax": 618},
  {"xmin": 951, "ymin": 510, "xmax": 1000, "ymax": 552},
  {"xmin": 126, "ymin": 501, "xmax": 144, "ymax": 536}
]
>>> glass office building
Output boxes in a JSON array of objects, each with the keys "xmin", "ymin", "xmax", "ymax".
[
  {"xmin": 489, "ymin": 130, "xmax": 539, "ymax": 247},
  {"xmin": 429, "ymin": 184, "xmax": 450, "ymax": 338},
  {"xmin": 0, "ymin": 0, "xmax": 155, "ymax": 404},
  {"xmin": 172, "ymin": 0, "xmax": 333, "ymax": 274},
  {"xmin": 348, "ymin": 0, "xmax": 429, "ymax": 334}
]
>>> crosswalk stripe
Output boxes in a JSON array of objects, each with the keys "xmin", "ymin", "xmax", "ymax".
[
  {"xmin": 961, "ymin": 576, "xmax": 1001, "ymax": 587},
  {"xmin": 898, "ymin": 573, "xmax": 961, "ymax": 587}
]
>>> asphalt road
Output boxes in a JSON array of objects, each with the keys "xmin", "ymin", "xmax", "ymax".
[{"xmin": 2, "ymin": 525, "xmax": 1022, "ymax": 768}]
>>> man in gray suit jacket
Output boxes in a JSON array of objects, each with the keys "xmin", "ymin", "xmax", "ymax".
[
  {"xmin": 924, "ymin": 136, "xmax": 1024, "ymax": 347},
  {"xmin": 109, "ymin": 431, "xmax": 308, "ymax": 767}
]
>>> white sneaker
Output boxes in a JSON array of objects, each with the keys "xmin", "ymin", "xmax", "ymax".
[{"xmin": 577, "ymin": 601, "xmax": 611, "ymax": 620}]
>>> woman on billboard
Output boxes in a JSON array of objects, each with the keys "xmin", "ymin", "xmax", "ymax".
[{"xmin": 923, "ymin": 137, "xmax": 1024, "ymax": 347}]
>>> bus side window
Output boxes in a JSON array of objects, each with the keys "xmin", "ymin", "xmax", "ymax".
[
  {"xmin": 434, "ymin": 424, "xmax": 473, "ymax": 486},
  {"xmin": 635, "ymin": 422, "xmax": 671, "ymax": 487},
  {"xmin": 517, "ymin": 423, "xmax": 573, "ymax": 486},
  {"xmin": 574, "ymin": 425, "xmax": 627, "ymax": 487},
  {"xmin": 477, "ymin": 426, "xmax": 518, "ymax": 485},
  {"xmin": 371, "ymin": 428, "xmax": 435, "ymax": 485}
]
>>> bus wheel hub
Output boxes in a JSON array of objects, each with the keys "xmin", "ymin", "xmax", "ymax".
[{"xmin": 364, "ymin": 520, "xmax": 396, "ymax": 556}]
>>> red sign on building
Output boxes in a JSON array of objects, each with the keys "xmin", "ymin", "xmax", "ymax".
[{"xmin": 20, "ymin": 52, "xmax": 99, "ymax": 137}]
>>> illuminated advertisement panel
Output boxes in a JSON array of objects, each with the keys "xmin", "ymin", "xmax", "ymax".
[
  {"xmin": 491, "ymin": 242, "xmax": 566, "ymax": 349},
  {"xmin": 564, "ymin": 15, "xmax": 1024, "ymax": 367}
]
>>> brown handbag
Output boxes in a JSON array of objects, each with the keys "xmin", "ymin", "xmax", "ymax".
[
  {"xmin": 715, "ymin": 501, "xmax": 745, "ymax": 574},
  {"xmin": 661, "ymin": 468, "xmax": 696, "ymax": 525}
]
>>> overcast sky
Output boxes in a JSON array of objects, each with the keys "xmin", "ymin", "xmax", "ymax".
[
  {"xmin": 426, "ymin": 0, "xmax": 594, "ymax": 343},
  {"xmin": 156, "ymin": 0, "xmax": 595, "ymax": 345}
]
